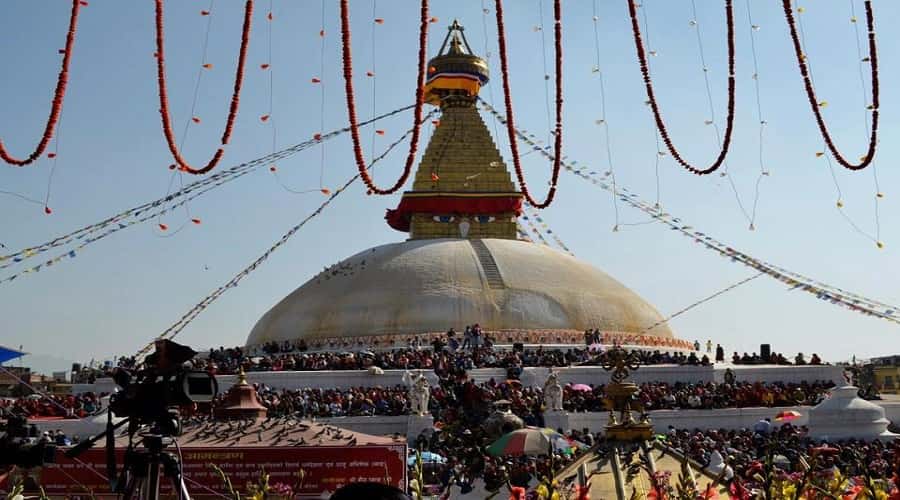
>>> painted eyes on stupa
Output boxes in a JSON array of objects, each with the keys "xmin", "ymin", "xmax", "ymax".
[{"xmin": 431, "ymin": 215, "xmax": 496, "ymax": 223}]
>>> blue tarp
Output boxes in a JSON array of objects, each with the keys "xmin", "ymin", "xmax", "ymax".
[{"xmin": 0, "ymin": 345, "xmax": 26, "ymax": 365}]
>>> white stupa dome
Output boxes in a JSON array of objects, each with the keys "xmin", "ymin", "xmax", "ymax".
[{"xmin": 246, "ymin": 238, "xmax": 674, "ymax": 345}]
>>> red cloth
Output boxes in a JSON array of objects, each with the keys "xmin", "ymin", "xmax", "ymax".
[{"xmin": 385, "ymin": 194, "xmax": 523, "ymax": 232}]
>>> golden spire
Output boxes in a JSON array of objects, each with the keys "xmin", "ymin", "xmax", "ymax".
[
  {"xmin": 385, "ymin": 19, "xmax": 522, "ymax": 240},
  {"xmin": 423, "ymin": 20, "xmax": 490, "ymax": 107}
]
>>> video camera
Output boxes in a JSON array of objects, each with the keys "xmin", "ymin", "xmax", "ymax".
[
  {"xmin": 62, "ymin": 340, "xmax": 217, "ymax": 498},
  {"xmin": 108, "ymin": 339, "xmax": 218, "ymax": 434},
  {"xmin": 0, "ymin": 412, "xmax": 56, "ymax": 468}
]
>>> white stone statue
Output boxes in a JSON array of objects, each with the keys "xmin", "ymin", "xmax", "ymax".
[
  {"xmin": 407, "ymin": 371, "xmax": 431, "ymax": 416},
  {"xmin": 543, "ymin": 372, "xmax": 563, "ymax": 411}
]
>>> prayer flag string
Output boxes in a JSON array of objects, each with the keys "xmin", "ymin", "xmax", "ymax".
[
  {"xmin": 133, "ymin": 115, "xmax": 433, "ymax": 358},
  {"xmin": 0, "ymin": 105, "xmax": 418, "ymax": 282},
  {"xmin": 479, "ymin": 98, "xmax": 900, "ymax": 326}
]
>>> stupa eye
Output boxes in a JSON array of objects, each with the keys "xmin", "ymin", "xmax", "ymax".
[
  {"xmin": 476, "ymin": 216, "xmax": 495, "ymax": 223},
  {"xmin": 432, "ymin": 215, "xmax": 455, "ymax": 223}
]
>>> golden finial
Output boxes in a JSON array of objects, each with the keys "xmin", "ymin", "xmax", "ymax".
[
  {"xmin": 237, "ymin": 366, "xmax": 248, "ymax": 386},
  {"xmin": 600, "ymin": 346, "xmax": 641, "ymax": 383}
]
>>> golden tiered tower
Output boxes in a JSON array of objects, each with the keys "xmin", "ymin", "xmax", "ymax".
[{"xmin": 386, "ymin": 20, "xmax": 523, "ymax": 240}]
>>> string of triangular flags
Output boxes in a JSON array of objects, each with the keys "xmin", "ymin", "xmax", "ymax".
[
  {"xmin": 519, "ymin": 209, "xmax": 552, "ymax": 247},
  {"xmin": 515, "ymin": 224, "xmax": 534, "ymax": 243},
  {"xmin": 133, "ymin": 115, "xmax": 433, "ymax": 358},
  {"xmin": 479, "ymin": 99, "xmax": 900, "ymax": 326},
  {"xmin": 522, "ymin": 202, "xmax": 574, "ymax": 256},
  {"xmin": 0, "ymin": 104, "xmax": 418, "ymax": 286}
]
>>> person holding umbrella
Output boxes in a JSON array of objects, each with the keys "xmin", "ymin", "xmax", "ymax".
[{"xmin": 488, "ymin": 427, "xmax": 587, "ymax": 498}]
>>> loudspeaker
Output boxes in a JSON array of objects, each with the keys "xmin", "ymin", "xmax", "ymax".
[{"xmin": 760, "ymin": 343, "xmax": 771, "ymax": 360}]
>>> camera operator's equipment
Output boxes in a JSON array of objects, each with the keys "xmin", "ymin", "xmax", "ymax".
[
  {"xmin": 0, "ymin": 412, "xmax": 56, "ymax": 468},
  {"xmin": 119, "ymin": 434, "xmax": 192, "ymax": 500},
  {"xmin": 108, "ymin": 340, "xmax": 217, "ymax": 425},
  {"xmin": 66, "ymin": 339, "xmax": 217, "ymax": 500}
]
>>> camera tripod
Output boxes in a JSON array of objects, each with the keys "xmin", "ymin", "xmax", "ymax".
[{"xmin": 120, "ymin": 434, "xmax": 191, "ymax": 500}]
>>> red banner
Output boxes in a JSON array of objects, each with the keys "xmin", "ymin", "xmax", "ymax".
[{"xmin": 15, "ymin": 444, "xmax": 406, "ymax": 499}]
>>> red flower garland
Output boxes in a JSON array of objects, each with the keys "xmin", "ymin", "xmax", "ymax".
[
  {"xmin": 154, "ymin": 0, "xmax": 254, "ymax": 175},
  {"xmin": 626, "ymin": 0, "xmax": 736, "ymax": 176},
  {"xmin": 782, "ymin": 0, "xmax": 879, "ymax": 171},
  {"xmin": 494, "ymin": 0, "xmax": 564, "ymax": 209},
  {"xmin": 339, "ymin": 0, "xmax": 429, "ymax": 195},
  {"xmin": 0, "ymin": 0, "xmax": 83, "ymax": 167}
]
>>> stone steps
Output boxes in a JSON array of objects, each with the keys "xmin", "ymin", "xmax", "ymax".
[{"xmin": 469, "ymin": 239, "xmax": 506, "ymax": 289}]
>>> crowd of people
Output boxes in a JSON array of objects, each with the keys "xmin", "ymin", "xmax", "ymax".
[
  {"xmin": 631, "ymin": 380, "xmax": 834, "ymax": 411},
  {"xmin": 254, "ymin": 385, "xmax": 411, "ymax": 418},
  {"xmin": 190, "ymin": 344, "xmax": 726, "ymax": 376},
  {"xmin": 249, "ymin": 328, "xmax": 696, "ymax": 355},
  {"xmin": 84, "ymin": 329, "xmax": 831, "ymax": 380},
  {"xmin": 662, "ymin": 425, "xmax": 899, "ymax": 493},
  {"xmin": 238, "ymin": 379, "xmax": 836, "ymax": 421},
  {"xmin": 731, "ymin": 351, "xmax": 824, "ymax": 366},
  {"xmin": 0, "ymin": 392, "xmax": 106, "ymax": 419},
  {"xmin": 404, "ymin": 367, "xmax": 592, "ymax": 497}
]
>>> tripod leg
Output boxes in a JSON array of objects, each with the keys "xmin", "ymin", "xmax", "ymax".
[
  {"xmin": 142, "ymin": 459, "xmax": 161, "ymax": 500},
  {"xmin": 161, "ymin": 451, "xmax": 189, "ymax": 500},
  {"xmin": 121, "ymin": 476, "xmax": 142, "ymax": 500}
]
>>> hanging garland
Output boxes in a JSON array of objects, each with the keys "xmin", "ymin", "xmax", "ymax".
[
  {"xmin": 154, "ymin": 0, "xmax": 253, "ymax": 175},
  {"xmin": 132, "ymin": 116, "xmax": 432, "ymax": 358},
  {"xmin": 493, "ymin": 0, "xmax": 564, "ymax": 209},
  {"xmin": 339, "ymin": 0, "xmax": 428, "ymax": 195},
  {"xmin": 626, "ymin": 0, "xmax": 736, "ymax": 176},
  {"xmin": 0, "ymin": 104, "xmax": 417, "ymax": 282},
  {"xmin": 0, "ymin": 0, "xmax": 84, "ymax": 166},
  {"xmin": 479, "ymin": 99, "xmax": 900, "ymax": 326},
  {"xmin": 782, "ymin": 0, "xmax": 879, "ymax": 171}
]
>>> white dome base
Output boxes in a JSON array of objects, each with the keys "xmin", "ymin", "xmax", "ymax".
[{"xmin": 247, "ymin": 238, "xmax": 674, "ymax": 344}]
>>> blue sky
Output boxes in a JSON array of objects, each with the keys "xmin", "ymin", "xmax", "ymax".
[{"xmin": 1, "ymin": 1, "xmax": 898, "ymax": 372}]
